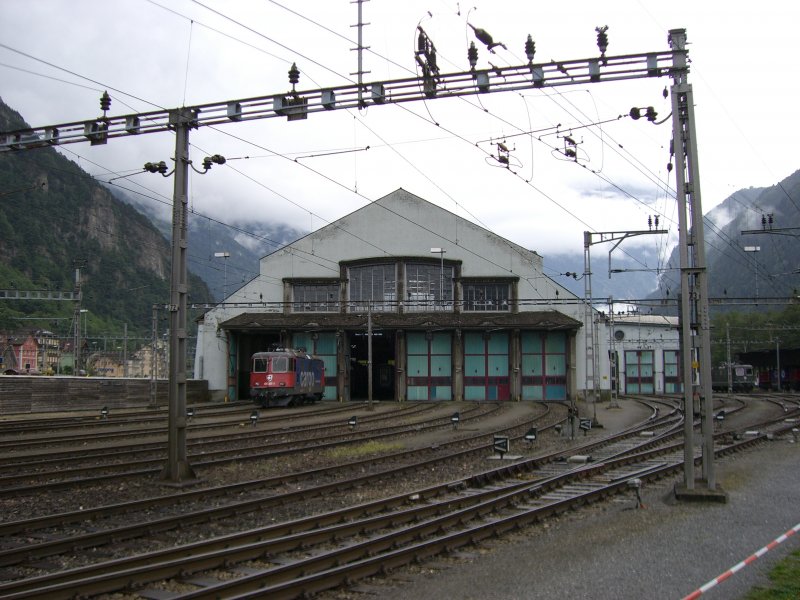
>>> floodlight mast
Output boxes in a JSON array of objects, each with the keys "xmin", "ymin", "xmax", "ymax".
[{"xmin": 0, "ymin": 29, "xmax": 709, "ymax": 489}]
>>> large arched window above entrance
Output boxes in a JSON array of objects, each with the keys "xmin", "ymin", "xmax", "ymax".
[
  {"xmin": 348, "ymin": 264, "xmax": 397, "ymax": 312},
  {"xmin": 406, "ymin": 262, "xmax": 453, "ymax": 312}
]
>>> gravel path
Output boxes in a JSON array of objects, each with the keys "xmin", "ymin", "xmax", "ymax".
[{"xmin": 367, "ymin": 405, "xmax": 800, "ymax": 600}]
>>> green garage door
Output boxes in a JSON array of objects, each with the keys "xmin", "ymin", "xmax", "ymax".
[
  {"xmin": 464, "ymin": 331, "xmax": 509, "ymax": 401},
  {"xmin": 625, "ymin": 349, "xmax": 654, "ymax": 394},
  {"xmin": 407, "ymin": 331, "xmax": 452, "ymax": 400},
  {"xmin": 521, "ymin": 331, "xmax": 567, "ymax": 401}
]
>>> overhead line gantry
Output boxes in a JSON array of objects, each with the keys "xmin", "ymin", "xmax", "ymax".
[{"xmin": 0, "ymin": 26, "xmax": 715, "ymax": 496}]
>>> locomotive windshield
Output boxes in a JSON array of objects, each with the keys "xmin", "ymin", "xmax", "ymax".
[
  {"xmin": 253, "ymin": 357, "xmax": 268, "ymax": 372},
  {"xmin": 271, "ymin": 356, "xmax": 289, "ymax": 373}
]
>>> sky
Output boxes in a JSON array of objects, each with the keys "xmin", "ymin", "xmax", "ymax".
[{"xmin": 1, "ymin": 0, "xmax": 798, "ymax": 283}]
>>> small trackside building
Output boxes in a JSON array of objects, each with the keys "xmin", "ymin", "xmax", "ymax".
[
  {"xmin": 195, "ymin": 188, "xmax": 609, "ymax": 403},
  {"xmin": 608, "ymin": 313, "xmax": 682, "ymax": 395}
]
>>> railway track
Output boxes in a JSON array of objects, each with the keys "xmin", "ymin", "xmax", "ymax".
[
  {"xmin": 0, "ymin": 403, "xmax": 500, "ymax": 490},
  {"xmin": 2, "ymin": 396, "xmax": 794, "ymax": 599}
]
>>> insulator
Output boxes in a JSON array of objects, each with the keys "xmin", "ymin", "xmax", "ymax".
[
  {"xmin": 157, "ymin": 161, "xmax": 167, "ymax": 174},
  {"xmin": 418, "ymin": 29, "xmax": 426, "ymax": 53},
  {"xmin": 595, "ymin": 25, "xmax": 609, "ymax": 55},
  {"xmin": 768, "ymin": 214, "xmax": 774, "ymax": 225},
  {"xmin": 525, "ymin": 34, "xmax": 536, "ymax": 62},
  {"xmin": 211, "ymin": 154, "xmax": 226, "ymax": 165},
  {"xmin": 645, "ymin": 106, "xmax": 657, "ymax": 121},
  {"xmin": 629, "ymin": 107, "xmax": 641, "ymax": 120},
  {"xmin": 762, "ymin": 214, "xmax": 767, "ymax": 227},
  {"xmin": 468, "ymin": 42, "xmax": 478, "ymax": 70},
  {"xmin": 648, "ymin": 216, "xmax": 652, "ymax": 229},
  {"xmin": 203, "ymin": 156, "xmax": 213, "ymax": 170},
  {"xmin": 288, "ymin": 62, "xmax": 300, "ymax": 87},
  {"xmin": 100, "ymin": 91, "xmax": 111, "ymax": 113},
  {"xmin": 654, "ymin": 215, "xmax": 659, "ymax": 228}
]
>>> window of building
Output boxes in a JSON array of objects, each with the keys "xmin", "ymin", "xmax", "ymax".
[
  {"xmin": 406, "ymin": 262, "xmax": 453, "ymax": 312},
  {"xmin": 348, "ymin": 264, "xmax": 396, "ymax": 312},
  {"xmin": 463, "ymin": 282, "xmax": 510, "ymax": 311},
  {"xmin": 292, "ymin": 283, "xmax": 339, "ymax": 312}
]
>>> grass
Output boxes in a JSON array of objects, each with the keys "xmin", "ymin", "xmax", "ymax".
[
  {"xmin": 743, "ymin": 548, "xmax": 800, "ymax": 599},
  {"xmin": 325, "ymin": 440, "xmax": 404, "ymax": 460}
]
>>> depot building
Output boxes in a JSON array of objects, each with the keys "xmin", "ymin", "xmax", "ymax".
[{"xmin": 195, "ymin": 188, "xmax": 612, "ymax": 403}]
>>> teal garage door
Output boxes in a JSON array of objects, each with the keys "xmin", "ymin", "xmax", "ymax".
[{"xmin": 407, "ymin": 331, "xmax": 452, "ymax": 400}]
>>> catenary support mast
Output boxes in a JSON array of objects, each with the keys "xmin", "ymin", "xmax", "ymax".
[{"xmin": 669, "ymin": 28, "xmax": 715, "ymax": 491}]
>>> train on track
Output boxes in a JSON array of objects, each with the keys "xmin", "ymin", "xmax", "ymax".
[
  {"xmin": 711, "ymin": 362, "xmax": 756, "ymax": 392},
  {"xmin": 249, "ymin": 348, "xmax": 326, "ymax": 407}
]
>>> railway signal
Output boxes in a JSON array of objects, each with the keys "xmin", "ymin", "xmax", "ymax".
[
  {"xmin": 250, "ymin": 410, "xmax": 259, "ymax": 427},
  {"xmin": 348, "ymin": 415, "xmax": 358, "ymax": 429},
  {"xmin": 493, "ymin": 435, "xmax": 510, "ymax": 459},
  {"xmin": 524, "ymin": 427, "xmax": 537, "ymax": 444},
  {"xmin": 451, "ymin": 412, "xmax": 460, "ymax": 429}
]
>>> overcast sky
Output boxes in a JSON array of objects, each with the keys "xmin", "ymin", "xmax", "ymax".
[{"xmin": 2, "ymin": 0, "xmax": 798, "ymax": 281}]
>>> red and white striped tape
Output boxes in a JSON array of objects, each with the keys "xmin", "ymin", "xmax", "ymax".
[{"xmin": 682, "ymin": 522, "xmax": 800, "ymax": 600}]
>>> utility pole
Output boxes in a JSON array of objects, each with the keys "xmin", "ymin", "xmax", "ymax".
[
  {"xmin": 367, "ymin": 301, "xmax": 373, "ymax": 410},
  {"xmin": 72, "ymin": 265, "xmax": 83, "ymax": 375},
  {"xmin": 0, "ymin": 24, "xmax": 698, "ymax": 486},
  {"xmin": 150, "ymin": 304, "xmax": 158, "ymax": 408}
]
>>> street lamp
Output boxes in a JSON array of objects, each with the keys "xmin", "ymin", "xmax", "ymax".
[
  {"xmin": 214, "ymin": 251, "xmax": 230, "ymax": 301},
  {"xmin": 743, "ymin": 246, "xmax": 760, "ymax": 301},
  {"xmin": 430, "ymin": 247, "xmax": 446, "ymax": 309}
]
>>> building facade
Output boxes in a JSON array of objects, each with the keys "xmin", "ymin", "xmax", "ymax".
[
  {"xmin": 195, "ymin": 189, "xmax": 622, "ymax": 403},
  {"xmin": 608, "ymin": 313, "xmax": 682, "ymax": 395}
]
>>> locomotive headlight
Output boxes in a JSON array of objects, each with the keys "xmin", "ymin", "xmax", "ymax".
[{"xmin": 280, "ymin": 382, "xmax": 286, "ymax": 387}]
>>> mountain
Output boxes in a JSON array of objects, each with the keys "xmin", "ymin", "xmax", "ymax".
[
  {"xmin": 653, "ymin": 169, "xmax": 800, "ymax": 308},
  {"xmin": 0, "ymin": 98, "xmax": 211, "ymax": 339},
  {"xmin": 109, "ymin": 186, "xmax": 304, "ymax": 302}
]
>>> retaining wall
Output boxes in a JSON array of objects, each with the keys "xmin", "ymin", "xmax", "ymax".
[{"xmin": 0, "ymin": 376, "xmax": 210, "ymax": 414}]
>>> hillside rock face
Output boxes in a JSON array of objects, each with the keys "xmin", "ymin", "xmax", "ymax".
[{"xmin": 0, "ymin": 98, "xmax": 210, "ymax": 331}]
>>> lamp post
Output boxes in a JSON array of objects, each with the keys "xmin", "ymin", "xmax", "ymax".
[
  {"xmin": 743, "ymin": 246, "xmax": 760, "ymax": 301},
  {"xmin": 214, "ymin": 251, "xmax": 230, "ymax": 301},
  {"xmin": 430, "ymin": 247, "xmax": 446, "ymax": 309}
]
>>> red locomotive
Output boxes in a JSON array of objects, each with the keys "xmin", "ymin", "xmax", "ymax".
[{"xmin": 249, "ymin": 348, "xmax": 325, "ymax": 407}]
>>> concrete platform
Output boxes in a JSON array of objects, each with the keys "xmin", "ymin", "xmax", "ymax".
[{"xmin": 674, "ymin": 479, "xmax": 729, "ymax": 503}]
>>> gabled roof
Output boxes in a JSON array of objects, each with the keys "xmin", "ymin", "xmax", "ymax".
[{"xmin": 263, "ymin": 188, "xmax": 541, "ymax": 263}]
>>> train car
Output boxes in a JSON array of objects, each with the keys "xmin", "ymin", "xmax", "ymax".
[
  {"xmin": 711, "ymin": 363, "xmax": 755, "ymax": 392},
  {"xmin": 249, "ymin": 348, "xmax": 325, "ymax": 407},
  {"xmin": 757, "ymin": 367, "xmax": 800, "ymax": 391}
]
